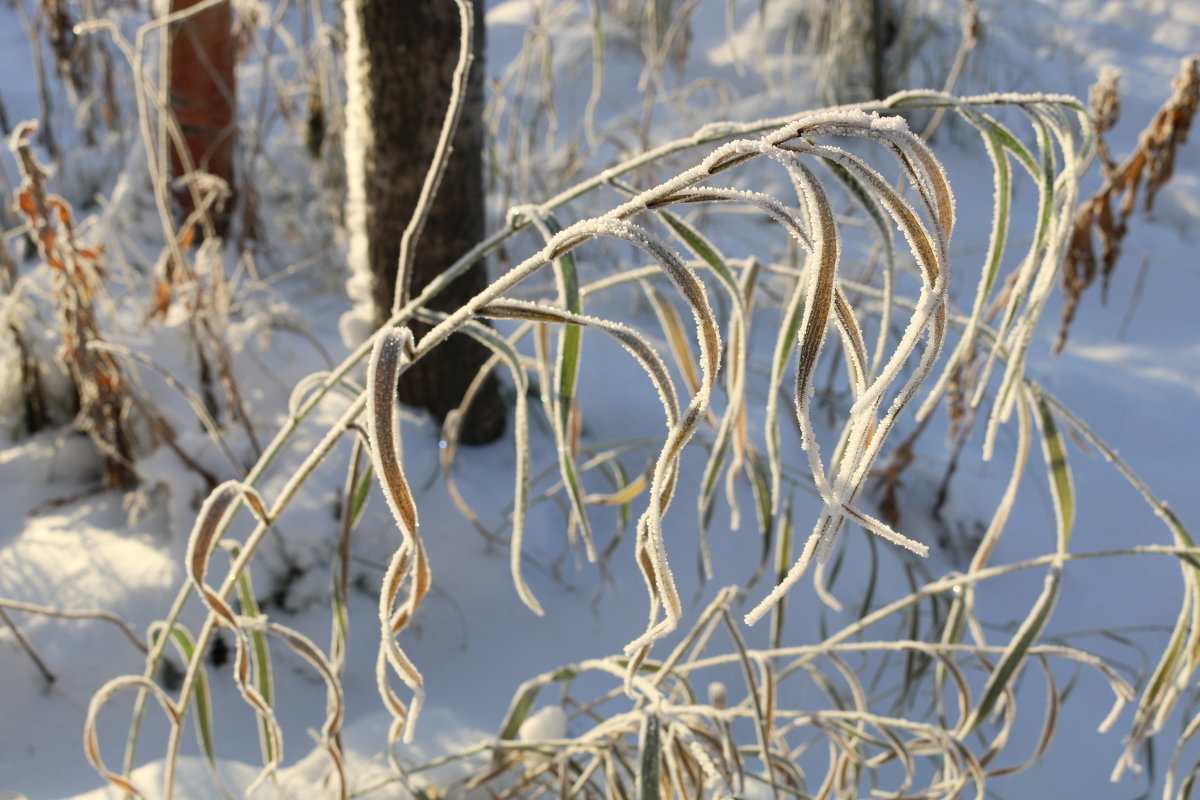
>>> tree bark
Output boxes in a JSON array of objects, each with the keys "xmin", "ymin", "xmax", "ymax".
[
  {"xmin": 168, "ymin": 0, "xmax": 236, "ymax": 237},
  {"xmin": 345, "ymin": 0, "xmax": 505, "ymax": 445}
]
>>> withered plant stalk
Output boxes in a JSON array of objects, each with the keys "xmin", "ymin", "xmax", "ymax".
[{"xmin": 10, "ymin": 122, "xmax": 138, "ymax": 490}]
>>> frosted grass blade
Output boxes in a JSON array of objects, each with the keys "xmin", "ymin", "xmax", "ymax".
[
  {"xmin": 916, "ymin": 115, "xmax": 1013, "ymax": 421},
  {"xmin": 961, "ymin": 565, "xmax": 1062, "ymax": 735},
  {"xmin": 85, "ymin": 676, "xmax": 181, "ymax": 800},
  {"xmin": 539, "ymin": 214, "xmax": 596, "ymax": 563},
  {"xmin": 367, "ymin": 327, "xmax": 421, "ymax": 548},
  {"xmin": 621, "ymin": 184, "xmax": 751, "ymax": 555},
  {"xmin": 257, "ymin": 620, "xmax": 347, "ymax": 799},
  {"xmin": 185, "ymin": 481, "xmax": 268, "ymax": 630},
  {"xmin": 482, "ymin": 302, "xmax": 680, "ymax": 432},
  {"xmin": 642, "ymin": 282, "xmax": 702, "ymax": 398},
  {"xmin": 770, "ymin": 499, "xmax": 794, "ymax": 651},
  {"xmin": 366, "ymin": 327, "xmax": 428, "ymax": 744},
  {"xmin": 422, "ymin": 310, "xmax": 539, "ymax": 614},
  {"xmin": 940, "ymin": 382, "xmax": 1033, "ymax": 677}
]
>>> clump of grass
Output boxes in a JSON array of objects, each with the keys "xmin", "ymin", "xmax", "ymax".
[
  {"xmin": 428, "ymin": 583, "xmax": 1137, "ymax": 799},
  {"xmin": 92, "ymin": 65, "xmax": 1199, "ymax": 793},
  {"xmin": 7, "ymin": 2, "xmax": 1188, "ymax": 798},
  {"xmin": 1056, "ymin": 56, "xmax": 1200, "ymax": 354},
  {"xmin": 82, "ymin": 84, "xmax": 1090, "ymax": 797}
]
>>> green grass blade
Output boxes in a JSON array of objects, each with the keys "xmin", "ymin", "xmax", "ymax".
[
  {"xmin": 658, "ymin": 207, "xmax": 742, "ymax": 299},
  {"xmin": 222, "ymin": 543, "xmax": 275, "ymax": 765},
  {"xmin": 538, "ymin": 214, "xmax": 595, "ymax": 562},
  {"xmin": 917, "ymin": 117, "xmax": 1011, "ymax": 420},
  {"xmin": 770, "ymin": 498, "xmax": 794, "ymax": 650},
  {"xmin": 962, "ymin": 564, "xmax": 1062, "ymax": 735},
  {"xmin": 638, "ymin": 712, "xmax": 662, "ymax": 800},
  {"xmin": 1032, "ymin": 388, "xmax": 1075, "ymax": 553},
  {"xmin": 659, "ymin": 213, "xmax": 751, "ymax": 567},
  {"xmin": 157, "ymin": 626, "xmax": 219, "ymax": 789},
  {"xmin": 983, "ymin": 109, "xmax": 1066, "ymax": 455},
  {"xmin": 498, "ymin": 667, "xmax": 578, "ymax": 741}
]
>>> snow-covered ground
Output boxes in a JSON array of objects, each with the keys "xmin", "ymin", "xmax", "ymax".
[{"xmin": 1, "ymin": 0, "xmax": 1198, "ymax": 798}]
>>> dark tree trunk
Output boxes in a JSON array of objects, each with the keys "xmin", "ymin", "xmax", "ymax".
[
  {"xmin": 346, "ymin": 0, "xmax": 505, "ymax": 445},
  {"xmin": 168, "ymin": 0, "xmax": 236, "ymax": 237}
]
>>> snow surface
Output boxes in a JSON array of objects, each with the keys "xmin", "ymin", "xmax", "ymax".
[{"xmin": 1, "ymin": 0, "xmax": 1198, "ymax": 798}]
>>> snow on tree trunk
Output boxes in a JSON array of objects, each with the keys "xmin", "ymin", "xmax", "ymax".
[{"xmin": 342, "ymin": 0, "xmax": 505, "ymax": 445}]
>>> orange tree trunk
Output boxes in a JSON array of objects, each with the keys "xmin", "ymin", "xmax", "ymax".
[{"xmin": 168, "ymin": 0, "xmax": 236, "ymax": 237}]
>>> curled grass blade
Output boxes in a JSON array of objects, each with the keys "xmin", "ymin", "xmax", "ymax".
[
  {"xmin": 819, "ymin": 157, "xmax": 896, "ymax": 378},
  {"xmin": 181, "ymin": 482, "xmax": 281, "ymax": 782},
  {"xmin": 983, "ymin": 105, "xmax": 1091, "ymax": 458},
  {"xmin": 497, "ymin": 666, "xmax": 579, "ymax": 743},
  {"xmin": 483, "ymin": 301, "xmax": 681, "ymax": 431},
  {"xmin": 747, "ymin": 114, "xmax": 955, "ymax": 624},
  {"xmin": 1031, "ymin": 385, "xmax": 1200, "ymax": 778},
  {"xmin": 184, "ymin": 481, "xmax": 268, "ymax": 631},
  {"xmin": 642, "ymin": 282, "xmax": 702, "ymax": 400},
  {"xmin": 377, "ymin": 545, "xmax": 426, "ymax": 747},
  {"xmin": 915, "ymin": 114, "xmax": 1013, "ymax": 422},
  {"xmin": 366, "ymin": 327, "xmax": 421, "ymax": 549},
  {"xmin": 254, "ymin": 619, "xmax": 347, "ymax": 800},
  {"xmin": 985, "ymin": 654, "xmax": 1060, "ymax": 778},
  {"xmin": 429, "ymin": 312, "xmax": 539, "ymax": 614},
  {"xmin": 85, "ymin": 675, "xmax": 181, "ymax": 800},
  {"xmin": 366, "ymin": 327, "xmax": 428, "ymax": 744}
]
